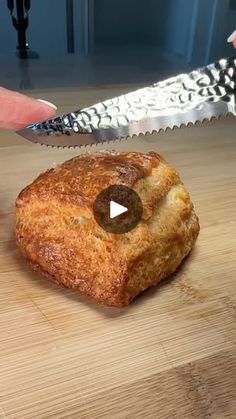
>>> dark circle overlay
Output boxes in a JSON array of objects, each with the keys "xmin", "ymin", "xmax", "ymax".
[{"xmin": 93, "ymin": 185, "xmax": 143, "ymax": 234}]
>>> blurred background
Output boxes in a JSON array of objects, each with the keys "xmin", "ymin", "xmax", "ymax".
[{"xmin": 0, "ymin": 0, "xmax": 235, "ymax": 91}]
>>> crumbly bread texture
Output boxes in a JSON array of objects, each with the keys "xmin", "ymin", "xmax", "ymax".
[{"xmin": 15, "ymin": 151, "xmax": 200, "ymax": 307}]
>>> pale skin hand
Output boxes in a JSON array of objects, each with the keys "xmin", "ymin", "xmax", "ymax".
[
  {"xmin": 227, "ymin": 30, "xmax": 236, "ymax": 48},
  {"xmin": 0, "ymin": 87, "xmax": 57, "ymax": 130}
]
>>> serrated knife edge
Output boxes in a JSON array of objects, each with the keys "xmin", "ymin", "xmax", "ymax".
[
  {"xmin": 17, "ymin": 55, "xmax": 236, "ymax": 148},
  {"xmin": 18, "ymin": 102, "xmax": 235, "ymax": 149}
]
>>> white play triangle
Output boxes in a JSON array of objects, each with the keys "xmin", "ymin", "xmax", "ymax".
[{"xmin": 110, "ymin": 200, "xmax": 128, "ymax": 219}]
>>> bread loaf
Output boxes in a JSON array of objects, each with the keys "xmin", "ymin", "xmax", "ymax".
[{"xmin": 15, "ymin": 151, "xmax": 200, "ymax": 307}]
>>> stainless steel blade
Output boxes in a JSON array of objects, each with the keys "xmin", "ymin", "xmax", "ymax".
[{"xmin": 17, "ymin": 56, "xmax": 236, "ymax": 148}]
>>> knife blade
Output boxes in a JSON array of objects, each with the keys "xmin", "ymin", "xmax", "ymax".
[{"xmin": 17, "ymin": 55, "xmax": 236, "ymax": 148}]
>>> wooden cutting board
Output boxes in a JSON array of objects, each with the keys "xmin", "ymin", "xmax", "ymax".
[{"xmin": 0, "ymin": 86, "xmax": 235, "ymax": 419}]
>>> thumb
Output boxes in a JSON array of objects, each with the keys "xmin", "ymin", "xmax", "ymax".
[{"xmin": 0, "ymin": 87, "xmax": 57, "ymax": 130}]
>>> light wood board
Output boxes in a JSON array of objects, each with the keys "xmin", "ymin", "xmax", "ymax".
[{"xmin": 0, "ymin": 86, "xmax": 235, "ymax": 419}]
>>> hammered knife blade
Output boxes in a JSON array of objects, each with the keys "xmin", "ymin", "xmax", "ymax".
[{"xmin": 17, "ymin": 55, "xmax": 236, "ymax": 148}]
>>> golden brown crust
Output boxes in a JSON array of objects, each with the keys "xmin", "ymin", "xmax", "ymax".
[{"xmin": 15, "ymin": 151, "xmax": 200, "ymax": 307}]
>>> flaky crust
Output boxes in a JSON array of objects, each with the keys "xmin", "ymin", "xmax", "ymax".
[{"xmin": 15, "ymin": 151, "xmax": 200, "ymax": 307}]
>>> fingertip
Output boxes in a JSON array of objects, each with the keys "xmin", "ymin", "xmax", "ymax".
[
  {"xmin": 227, "ymin": 30, "xmax": 236, "ymax": 43},
  {"xmin": 0, "ymin": 88, "xmax": 58, "ymax": 130},
  {"xmin": 37, "ymin": 99, "xmax": 57, "ymax": 110}
]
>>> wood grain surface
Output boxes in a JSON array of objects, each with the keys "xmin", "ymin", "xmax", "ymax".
[{"xmin": 0, "ymin": 86, "xmax": 236, "ymax": 419}]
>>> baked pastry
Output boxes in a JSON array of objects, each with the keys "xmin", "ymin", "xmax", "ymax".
[{"xmin": 15, "ymin": 151, "xmax": 200, "ymax": 307}]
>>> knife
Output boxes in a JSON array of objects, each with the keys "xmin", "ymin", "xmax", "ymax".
[{"xmin": 17, "ymin": 55, "xmax": 236, "ymax": 148}]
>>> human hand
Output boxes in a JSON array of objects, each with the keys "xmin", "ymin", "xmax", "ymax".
[
  {"xmin": 0, "ymin": 87, "xmax": 57, "ymax": 130},
  {"xmin": 227, "ymin": 30, "xmax": 236, "ymax": 48}
]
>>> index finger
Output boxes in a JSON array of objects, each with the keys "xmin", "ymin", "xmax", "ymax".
[{"xmin": 0, "ymin": 87, "xmax": 57, "ymax": 130}]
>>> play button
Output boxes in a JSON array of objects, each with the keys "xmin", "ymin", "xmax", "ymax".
[
  {"xmin": 93, "ymin": 185, "xmax": 143, "ymax": 234},
  {"xmin": 110, "ymin": 201, "xmax": 128, "ymax": 219}
]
